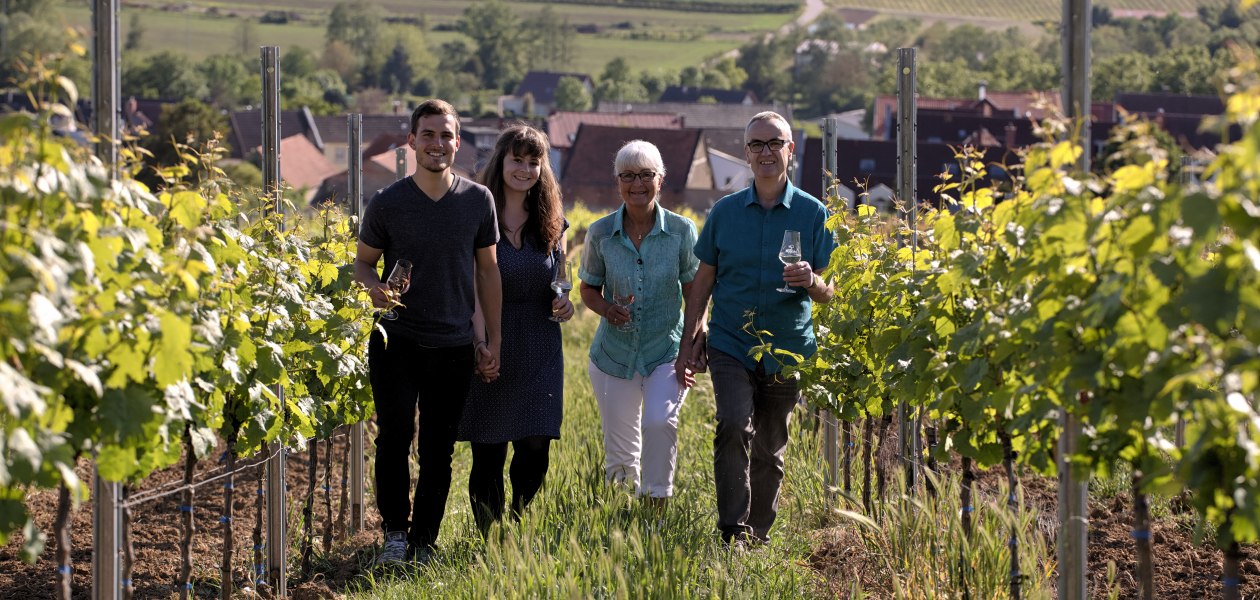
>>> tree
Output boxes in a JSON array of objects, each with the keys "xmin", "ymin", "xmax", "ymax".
[
  {"xmin": 638, "ymin": 70, "xmax": 674, "ymax": 100},
  {"xmin": 139, "ymin": 98, "xmax": 229, "ymax": 187},
  {"xmin": 738, "ymin": 38, "xmax": 791, "ymax": 103},
  {"xmin": 0, "ymin": 11, "xmax": 90, "ymax": 92},
  {"xmin": 380, "ymin": 41, "xmax": 413, "ymax": 94},
  {"xmin": 595, "ymin": 57, "xmax": 648, "ymax": 104},
  {"xmin": 458, "ymin": 0, "xmax": 523, "ymax": 91},
  {"xmin": 125, "ymin": 12, "xmax": 144, "ymax": 51},
  {"xmin": 319, "ymin": 40, "xmax": 357, "ymax": 82},
  {"xmin": 326, "ymin": 0, "xmax": 382, "ymax": 57},
  {"xmin": 710, "ymin": 57, "xmax": 748, "ymax": 89},
  {"xmin": 521, "ymin": 6, "xmax": 574, "ymax": 71},
  {"xmin": 983, "ymin": 47, "xmax": 1058, "ymax": 91},
  {"xmin": 123, "ymin": 51, "xmax": 208, "ymax": 100},
  {"xmin": 1093, "ymin": 52, "xmax": 1154, "ymax": 100},
  {"xmin": 235, "ymin": 19, "xmax": 257, "ymax": 57},
  {"xmin": 197, "ymin": 55, "xmax": 252, "ymax": 109},
  {"xmin": 554, "ymin": 76, "xmax": 591, "ymax": 111},
  {"xmin": 281, "ymin": 46, "xmax": 318, "ymax": 80}
]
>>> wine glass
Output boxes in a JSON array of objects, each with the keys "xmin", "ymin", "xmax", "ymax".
[
  {"xmin": 380, "ymin": 259, "xmax": 412, "ymax": 321},
  {"xmin": 776, "ymin": 230, "xmax": 801, "ymax": 293},
  {"xmin": 611, "ymin": 275, "xmax": 636, "ymax": 333},
  {"xmin": 549, "ymin": 257, "xmax": 572, "ymax": 323}
]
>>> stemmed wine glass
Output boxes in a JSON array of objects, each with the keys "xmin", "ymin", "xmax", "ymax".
[
  {"xmin": 380, "ymin": 259, "xmax": 412, "ymax": 321},
  {"xmin": 611, "ymin": 275, "xmax": 636, "ymax": 333},
  {"xmin": 776, "ymin": 230, "xmax": 801, "ymax": 293},
  {"xmin": 549, "ymin": 257, "xmax": 572, "ymax": 323}
]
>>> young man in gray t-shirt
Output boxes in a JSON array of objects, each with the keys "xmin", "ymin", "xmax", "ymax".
[{"xmin": 353, "ymin": 99, "xmax": 502, "ymax": 565}]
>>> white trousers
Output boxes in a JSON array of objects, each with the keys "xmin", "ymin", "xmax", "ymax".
[{"xmin": 588, "ymin": 360, "xmax": 688, "ymax": 498}]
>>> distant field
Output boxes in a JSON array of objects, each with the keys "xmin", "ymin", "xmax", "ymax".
[
  {"xmin": 55, "ymin": 0, "xmax": 798, "ymax": 74},
  {"xmin": 836, "ymin": 0, "xmax": 1232, "ymax": 23}
]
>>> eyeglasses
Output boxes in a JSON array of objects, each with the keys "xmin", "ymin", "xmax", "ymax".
[
  {"xmin": 746, "ymin": 139, "xmax": 787, "ymax": 153},
  {"xmin": 618, "ymin": 171, "xmax": 657, "ymax": 183}
]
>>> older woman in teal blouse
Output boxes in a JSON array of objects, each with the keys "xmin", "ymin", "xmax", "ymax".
[{"xmin": 578, "ymin": 140, "xmax": 700, "ymax": 505}]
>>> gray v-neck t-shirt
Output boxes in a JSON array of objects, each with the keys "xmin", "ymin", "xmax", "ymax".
[{"xmin": 360, "ymin": 175, "xmax": 499, "ymax": 347}]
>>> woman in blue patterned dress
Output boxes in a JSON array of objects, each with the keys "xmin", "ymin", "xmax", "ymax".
[{"xmin": 458, "ymin": 125, "xmax": 572, "ymax": 535}]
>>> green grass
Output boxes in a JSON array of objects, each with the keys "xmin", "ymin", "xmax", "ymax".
[
  {"xmin": 341, "ymin": 308, "xmax": 836, "ymax": 598},
  {"xmin": 319, "ymin": 301, "xmax": 1061, "ymax": 598},
  {"xmin": 55, "ymin": 0, "xmax": 798, "ymax": 74},
  {"xmin": 835, "ymin": 0, "xmax": 1232, "ymax": 23}
]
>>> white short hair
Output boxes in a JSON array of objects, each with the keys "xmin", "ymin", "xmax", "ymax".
[{"xmin": 613, "ymin": 140, "xmax": 666, "ymax": 177}]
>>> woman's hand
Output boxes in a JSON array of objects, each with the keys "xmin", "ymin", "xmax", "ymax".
[
  {"xmin": 475, "ymin": 341, "xmax": 499, "ymax": 383},
  {"xmin": 551, "ymin": 295, "xmax": 575, "ymax": 322},
  {"xmin": 674, "ymin": 329, "xmax": 707, "ymax": 388},
  {"xmin": 604, "ymin": 304, "xmax": 633, "ymax": 328}
]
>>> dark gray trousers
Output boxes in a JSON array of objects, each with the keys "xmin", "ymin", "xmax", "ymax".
[{"xmin": 709, "ymin": 348, "xmax": 799, "ymax": 542}]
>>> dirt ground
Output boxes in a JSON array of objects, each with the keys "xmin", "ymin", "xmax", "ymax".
[
  {"xmin": 5, "ymin": 433, "xmax": 1258, "ymax": 599},
  {"xmin": 806, "ymin": 456, "xmax": 1260, "ymax": 599},
  {"xmin": 0, "ymin": 433, "xmax": 380, "ymax": 599}
]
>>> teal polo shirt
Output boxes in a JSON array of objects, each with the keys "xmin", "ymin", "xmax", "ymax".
[
  {"xmin": 580, "ymin": 205, "xmax": 700, "ymax": 379},
  {"xmin": 693, "ymin": 180, "xmax": 837, "ymax": 374}
]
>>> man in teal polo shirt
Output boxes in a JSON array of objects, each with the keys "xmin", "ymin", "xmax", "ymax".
[{"xmin": 677, "ymin": 111, "xmax": 836, "ymax": 545}]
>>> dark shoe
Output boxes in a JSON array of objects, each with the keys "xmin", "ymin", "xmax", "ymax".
[
  {"xmin": 374, "ymin": 531, "xmax": 408, "ymax": 566},
  {"xmin": 408, "ymin": 544, "xmax": 435, "ymax": 566}
]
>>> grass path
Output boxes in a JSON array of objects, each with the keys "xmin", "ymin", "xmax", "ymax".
[{"xmin": 350, "ymin": 309, "xmax": 834, "ymax": 598}]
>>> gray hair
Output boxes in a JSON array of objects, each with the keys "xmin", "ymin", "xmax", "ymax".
[
  {"xmin": 613, "ymin": 140, "xmax": 666, "ymax": 177},
  {"xmin": 745, "ymin": 111, "xmax": 792, "ymax": 137}
]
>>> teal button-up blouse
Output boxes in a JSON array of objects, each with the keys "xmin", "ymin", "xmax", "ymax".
[{"xmin": 579, "ymin": 205, "xmax": 700, "ymax": 379}]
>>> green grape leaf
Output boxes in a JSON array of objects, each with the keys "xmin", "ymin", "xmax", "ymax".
[
  {"xmin": 95, "ymin": 445, "xmax": 135, "ymax": 481},
  {"xmin": 153, "ymin": 311, "xmax": 193, "ymax": 387}
]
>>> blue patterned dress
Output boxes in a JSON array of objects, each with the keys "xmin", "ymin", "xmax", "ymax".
[{"xmin": 457, "ymin": 232, "xmax": 564, "ymax": 443}]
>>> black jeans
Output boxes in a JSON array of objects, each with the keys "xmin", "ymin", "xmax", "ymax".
[
  {"xmin": 709, "ymin": 348, "xmax": 799, "ymax": 543},
  {"xmin": 369, "ymin": 331, "xmax": 474, "ymax": 549},
  {"xmin": 468, "ymin": 436, "xmax": 552, "ymax": 536}
]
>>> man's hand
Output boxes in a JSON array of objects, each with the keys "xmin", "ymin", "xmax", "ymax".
[
  {"xmin": 782, "ymin": 260, "xmax": 815, "ymax": 290},
  {"xmin": 674, "ymin": 329, "xmax": 707, "ymax": 387},
  {"xmin": 368, "ymin": 283, "xmax": 392, "ymax": 309},
  {"xmin": 475, "ymin": 341, "xmax": 500, "ymax": 383}
]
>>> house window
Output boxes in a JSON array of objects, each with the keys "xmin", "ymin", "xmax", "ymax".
[{"xmin": 859, "ymin": 158, "xmax": 876, "ymax": 173}]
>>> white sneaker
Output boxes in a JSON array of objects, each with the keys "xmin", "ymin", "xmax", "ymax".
[{"xmin": 375, "ymin": 531, "xmax": 408, "ymax": 566}]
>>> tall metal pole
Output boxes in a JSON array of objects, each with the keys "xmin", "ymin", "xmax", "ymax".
[
  {"xmin": 821, "ymin": 116, "xmax": 840, "ymax": 497},
  {"xmin": 395, "ymin": 146, "xmax": 407, "ymax": 180},
  {"xmin": 347, "ymin": 114, "xmax": 366, "ymax": 535},
  {"xmin": 260, "ymin": 45, "xmax": 288, "ymax": 598},
  {"xmin": 92, "ymin": 2, "xmax": 121, "ymax": 598},
  {"xmin": 1059, "ymin": 1, "xmax": 1091, "ymax": 597},
  {"xmin": 895, "ymin": 47, "xmax": 919, "ymax": 491}
]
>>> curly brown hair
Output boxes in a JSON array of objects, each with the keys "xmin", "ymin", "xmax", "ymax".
[{"xmin": 478, "ymin": 124, "xmax": 564, "ymax": 252}]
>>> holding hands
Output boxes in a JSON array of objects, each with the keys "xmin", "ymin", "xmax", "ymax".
[
  {"xmin": 475, "ymin": 340, "xmax": 500, "ymax": 383},
  {"xmin": 675, "ymin": 328, "xmax": 708, "ymax": 389}
]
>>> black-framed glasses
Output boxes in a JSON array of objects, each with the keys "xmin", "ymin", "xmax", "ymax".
[
  {"xmin": 746, "ymin": 139, "xmax": 787, "ymax": 153},
  {"xmin": 617, "ymin": 171, "xmax": 657, "ymax": 183}
]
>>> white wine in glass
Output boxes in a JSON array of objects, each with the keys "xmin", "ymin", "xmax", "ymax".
[
  {"xmin": 776, "ymin": 230, "xmax": 801, "ymax": 293},
  {"xmin": 380, "ymin": 259, "xmax": 412, "ymax": 321},
  {"xmin": 611, "ymin": 275, "xmax": 636, "ymax": 333},
  {"xmin": 549, "ymin": 257, "xmax": 572, "ymax": 322}
]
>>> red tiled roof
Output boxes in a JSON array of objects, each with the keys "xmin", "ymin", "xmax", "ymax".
[
  {"xmin": 279, "ymin": 134, "xmax": 343, "ymax": 190},
  {"xmin": 547, "ymin": 111, "xmax": 682, "ymax": 149}
]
